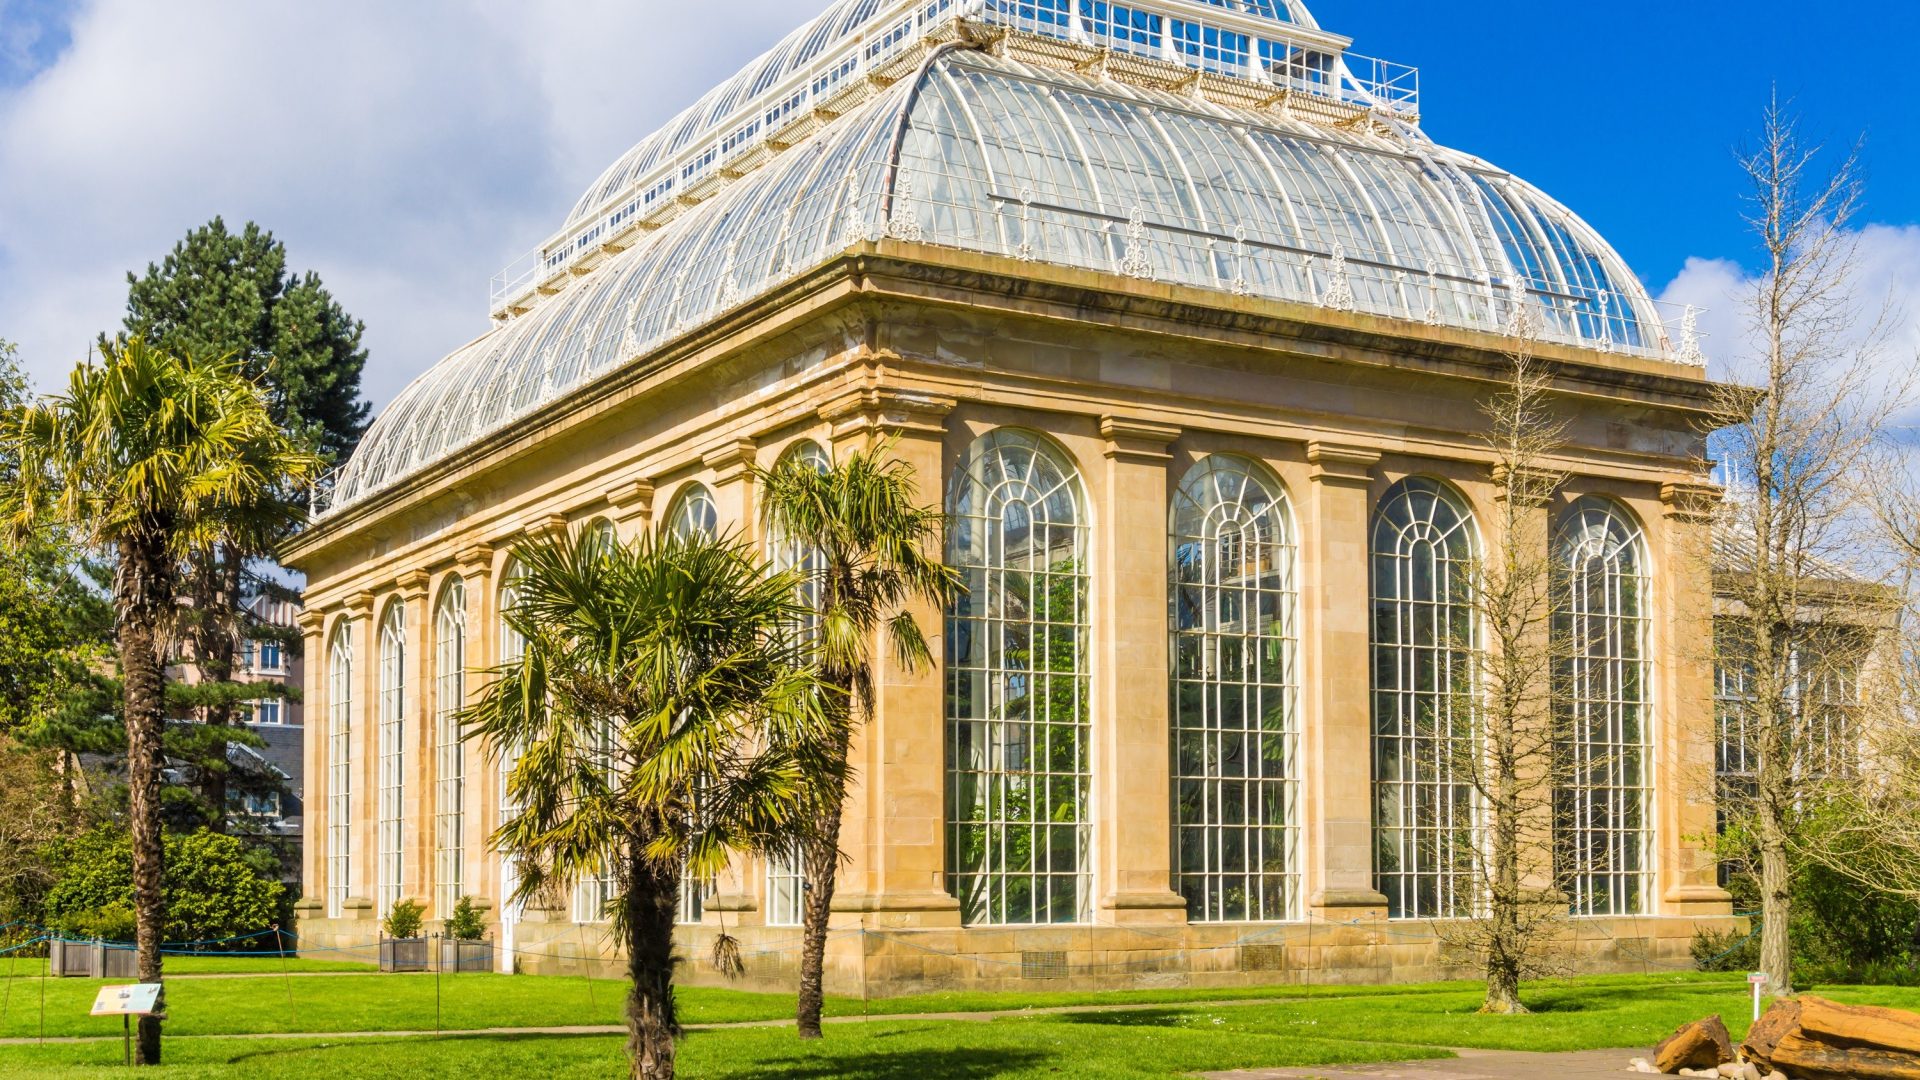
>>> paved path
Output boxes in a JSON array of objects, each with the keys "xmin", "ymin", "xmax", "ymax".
[{"xmin": 1205, "ymin": 1047, "xmax": 1648, "ymax": 1080}]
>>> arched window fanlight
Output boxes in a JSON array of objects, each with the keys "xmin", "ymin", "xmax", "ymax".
[
  {"xmin": 433, "ymin": 577, "xmax": 468, "ymax": 917},
  {"xmin": 663, "ymin": 483, "xmax": 719, "ymax": 540}
]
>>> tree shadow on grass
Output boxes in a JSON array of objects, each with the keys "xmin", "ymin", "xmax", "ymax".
[{"xmin": 692, "ymin": 1047, "xmax": 1053, "ymax": 1079}]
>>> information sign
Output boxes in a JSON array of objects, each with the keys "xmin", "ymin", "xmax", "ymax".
[{"xmin": 89, "ymin": 983, "xmax": 161, "ymax": 1017}]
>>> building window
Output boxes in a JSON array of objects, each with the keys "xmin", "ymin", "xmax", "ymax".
[
  {"xmin": 1371, "ymin": 477, "xmax": 1479, "ymax": 920},
  {"xmin": 766, "ymin": 845, "xmax": 806, "ymax": 928},
  {"xmin": 763, "ymin": 440, "xmax": 830, "ymax": 925},
  {"xmin": 327, "ymin": 622, "xmax": 354, "ymax": 920},
  {"xmin": 1170, "ymin": 454, "xmax": 1299, "ymax": 922},
  {"xmin": 434, "ymin": 577, "xmax": 468, "ymax": 917},
  {"xmin": 946, "ymin": 428, "xmax": 1090, "ymax": 925},
  {"xmin": 498, "ymin": 562, "xmax": 527, "ymax": 927},
  {"xmin": 664, "ymin": 483, "xmax": 718, "ymax": 540},
  {"xmin": 378, "ymin": 599, "xmax": 407, "ymax": 918},
  {"xmin": 253, "ymin": 698, "xmax": 283, "ymax": 726},
  {"xmin": 1552, "ymin": 497, "xmax": 1652, "ymax": 916},
  {"xmin": 257, "ymin": 640, "xmax": 284, "ymax": 672}
]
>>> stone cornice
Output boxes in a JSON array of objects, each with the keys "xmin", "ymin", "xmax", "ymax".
[
  {"xmin": 1100, "ymin": 416, "xmax": 1179, "ymax": 463},
  {"xmin": 1306, "ymin": 441, "xmax": 1381, "ymax": 486}
]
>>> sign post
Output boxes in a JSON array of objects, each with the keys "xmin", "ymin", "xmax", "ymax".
[
  {"xmin": 90, "ymin": 983, "xmax": 162, "ymax": 1067},
  {"xmin": 1748, "ymin": 972, "xmax": 1768, "ymax": 1022}
]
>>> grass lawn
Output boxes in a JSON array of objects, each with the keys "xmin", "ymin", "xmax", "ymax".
[{"xmin": 1, "ymin": 970, "xmax": 1910, "ymax": 1078}]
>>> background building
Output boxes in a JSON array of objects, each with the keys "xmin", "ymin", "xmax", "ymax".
[{"xmin": 284, "ymin": 0, "xmax": 1737, "ymax": 990}]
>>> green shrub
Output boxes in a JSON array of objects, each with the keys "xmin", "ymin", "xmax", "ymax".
[
  {"xmin": 383, "ymin": 898, "xmax": 424, "ymax": 940},
  {"xmin": 44, "ymin": 827, "xmax": 284, "ymax": 947},
  {"xmin": 444, "ymin": 896, "xmax": 486, "ymax": 941},
  {"xmin": 55, "ymin": 902, "xmax": 137, "ymax": 943},
  {"xmin": 1690, "ymin": 927, "xmax": 1759, "ymax": 973}
]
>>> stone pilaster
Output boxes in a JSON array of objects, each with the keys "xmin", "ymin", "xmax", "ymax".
[
  {"xmin": 1301, "ymin": 442, "xmax": 1390, "ymax": 918},
  {"xmin": 820, "ymin": 389, "xmax": 960, "ymax": 926},
  {"xmin": 296, "ymin": 607, "xmax": 328, "ymax": 910},
  {"xmin": 396, "ymin": 569, "xmax": 432, "ymax": 913},
  {"xmin": 705, "ymin": 439, "xmax": 760, "ymax": 541},
  {"xmin": 1093, "ymin": 417, "xmax": 1188, "ymax": 925},
  {"xmin": 1658, "ymin": 481, "xmax": 1732, "ymax": 914},
  {"xmin": 343, "ymin": 590, "xmax": 376, "ymax": 909},
  {"xmin": 455, "ymin": 545, "xmax": 496, "ymax": 916},
  {"xmin": 604, "ymin": 479, "xmax": 656, "ymax": 540}
]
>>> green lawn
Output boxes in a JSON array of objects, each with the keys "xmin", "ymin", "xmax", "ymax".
[{"xmin": 0, "ymin": 970, "xmax": 1908, "ymax": 1079}]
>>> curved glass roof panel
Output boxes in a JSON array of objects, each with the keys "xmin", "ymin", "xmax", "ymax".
[{"xmin": 330, "ymin": 47, "xmax": 1667, "ymax": 516}]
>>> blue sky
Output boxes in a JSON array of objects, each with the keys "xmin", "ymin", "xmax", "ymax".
[{"xmin": 0, "ymin": 0, "xmax": 1914, "ymax": 407}]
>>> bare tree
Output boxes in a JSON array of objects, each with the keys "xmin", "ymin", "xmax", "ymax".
[
  {"xmin": 1706, "ymin": 96, "xmax": 1903, "ymax": 996},
  {"xmin": 1435, "ymin": 321, "xmax": 1573, "ymax": 1014}
]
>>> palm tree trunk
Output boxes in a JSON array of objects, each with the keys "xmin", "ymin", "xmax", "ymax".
[
  {"xmin": 625, "ymin": 837, "xmax": 680, "ymax": 1080},
  {"xmin": 118, "ymin": 533, "xmax": 171, "ymax": 1066},
  {"xmin": 795, "ymin": 720, "xmax": 852, "ymax": 1040}
]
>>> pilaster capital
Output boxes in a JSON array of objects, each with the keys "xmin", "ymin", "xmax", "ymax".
[
  {"xmin": 342, "ymin": 591, "xmax": 376, "ymax": 620},
  {"xmin": 1306, "ymin": 441, "xmax": 1381, "ymax": 487},
  {"xmin": 1099, "ymin": 416, "xmax": 1180, "ymax": 463},
  {"xmin": 1661, "ymin": 481, "xmax": 1723, "ymax": 525},
  {"xmin": 604, "ymin": 478, "xmax": 656, "ymax": 525},
  {"xmin": 703, "ymin": 439, "xmax": 759, "ymax": 485},
  {"xmin": 1491, "ymin": 463, "xmax": 1560, "ymax": 508},
  {"xmin": 394, "ymin": 569, "xmax": 431, "ymax": 601},
  {"xmin": 295, "ymin": 609, "xmax": 327, "ymax": 637},
  {"xmin": 455, "ymin": 543, "xmax": 495, "ymax": 578},
  {"xmin": 820, "ymin": 388, "xmax": 955, "ymax": 442},
  {"xmin": 524, "ymin": 513, "xmax": 571, "ymax": 543}
]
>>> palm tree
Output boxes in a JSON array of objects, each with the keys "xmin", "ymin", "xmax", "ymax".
[
  {"xmin": 467, "ymin": 527, "xmax": 829, "ymax": 1080},
  {"xmin": 3, "ymin": 340, "xmax": 318, "ymax": 1065},
  {"xmin": 757, "ymin": 439, "xmax": 960, "ymax": 1040}
]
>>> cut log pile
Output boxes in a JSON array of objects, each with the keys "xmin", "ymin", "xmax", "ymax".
[{"xmin": 1631, "ymin": 997, "xmax": 1920, "ymax": 1079}]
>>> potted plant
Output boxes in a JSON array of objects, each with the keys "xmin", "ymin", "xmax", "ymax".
[
  {"xmin": 377, "ymin": 899, "xmax": 429, "ymax": 973},
  {"xmin": 436, "ymin": 896, "xmax": 493, "ymax": 973}
]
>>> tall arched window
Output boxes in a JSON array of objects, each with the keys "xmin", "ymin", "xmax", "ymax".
[
  {"xmin": 377, "ymin": 599, "xmax": 407, "ymax": 917},
  {"xmin": 497, "ymin": 560, "xmax": 528, "ymax": 952},
  {"xmin": 327, "ymin": 621, "xmax": 354, "ymax": 920},
  {"xmin": 1170, "ymin": 455, "xmax": 1299, "ymax": 922},
  {"xmin": 1371, "ymin": 477, "xmax": 1479, "ymax": 919},
  {"xmin": 764, "ymin": 440, "xmax": 830, "ymax": 928},
  {"xmin": 1553, "ymin": 497, "xmax": 1652, "ymax": 916},
  {"xmin": 664, "ymin": 483, "xmax": 718, "ymax": 540},
  {"xmin": 433, "ymin": 577, "xmax": 468, "ymax": 916},
  {"xmin": 946, "ymin": 429, "xmax": 1090, "ymax": 925}
]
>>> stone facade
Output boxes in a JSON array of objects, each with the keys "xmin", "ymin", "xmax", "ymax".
[{"xmin": 283, "ymin": 244, "xmax": 1737, "ymax": 990}]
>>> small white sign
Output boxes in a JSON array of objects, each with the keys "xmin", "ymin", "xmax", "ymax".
[
  {"xmin": 1748, "ymin": 972, "xmax": 1768, "ymax": 986},
  {"xmin": 90, "ymin": 983, "xmax": 161, "ymax": 1017}
]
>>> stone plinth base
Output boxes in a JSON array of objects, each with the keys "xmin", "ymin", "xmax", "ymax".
[{"xmin": 297, "ymin": 907, "xmax": 1748, "ymax": 996}]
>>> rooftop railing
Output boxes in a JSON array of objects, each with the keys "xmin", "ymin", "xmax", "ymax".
[{"xmin": 489, "ymin": 0, "xmax": 1419, "ymax": 321}]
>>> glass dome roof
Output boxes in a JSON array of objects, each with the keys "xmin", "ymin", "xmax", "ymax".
[{"xmin": 326, "ymin": 47, "xmax": 1676, "ymax": 516}]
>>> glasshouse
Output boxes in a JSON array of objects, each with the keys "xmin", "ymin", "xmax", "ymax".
[{"xmin": 284, "ymin": 0, "xmax": 1736, "ymax": 991}]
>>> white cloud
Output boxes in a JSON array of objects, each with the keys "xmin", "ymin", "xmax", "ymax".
[
  {"xmin": 1658, "ymin": 224, "xmax": 1920, "ymax": 392},
  {"xmin": 0, "ymin": 0, "xmax": 797, "ymax": 407}
]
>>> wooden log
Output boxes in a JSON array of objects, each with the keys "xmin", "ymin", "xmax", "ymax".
[
  {"xmin": 1798, "ymin": 995, "xmax": 1920, "ymax": 1055},
  {"xmin": 1771, "ymin": 1029, "xmax": 1920, "ymax": 1080},
  {"xmin": 1742, "ymin": 999, "xmax": 1802, "ymax": 1073},
  {"xmin": 1655, "ymin": 1014, "xmax": 1735, "ymax": 1073}
]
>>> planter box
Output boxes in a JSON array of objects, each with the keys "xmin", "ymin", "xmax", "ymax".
[
  {"xmin": 437, "ymin": 939, "xmax": 494, "ymax": 973},
  {"xmin": 49, "ymin": 939, "xmax": 138, "ymax": 979},
  {"xmin": 378, "ymin": 938, "xmax": 430, "ymax": 973}
]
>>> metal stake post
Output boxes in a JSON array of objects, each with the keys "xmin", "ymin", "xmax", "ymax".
[{"xmin": 123, "ymin": 1014, "xmax": 130, "ymax": 1067}]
